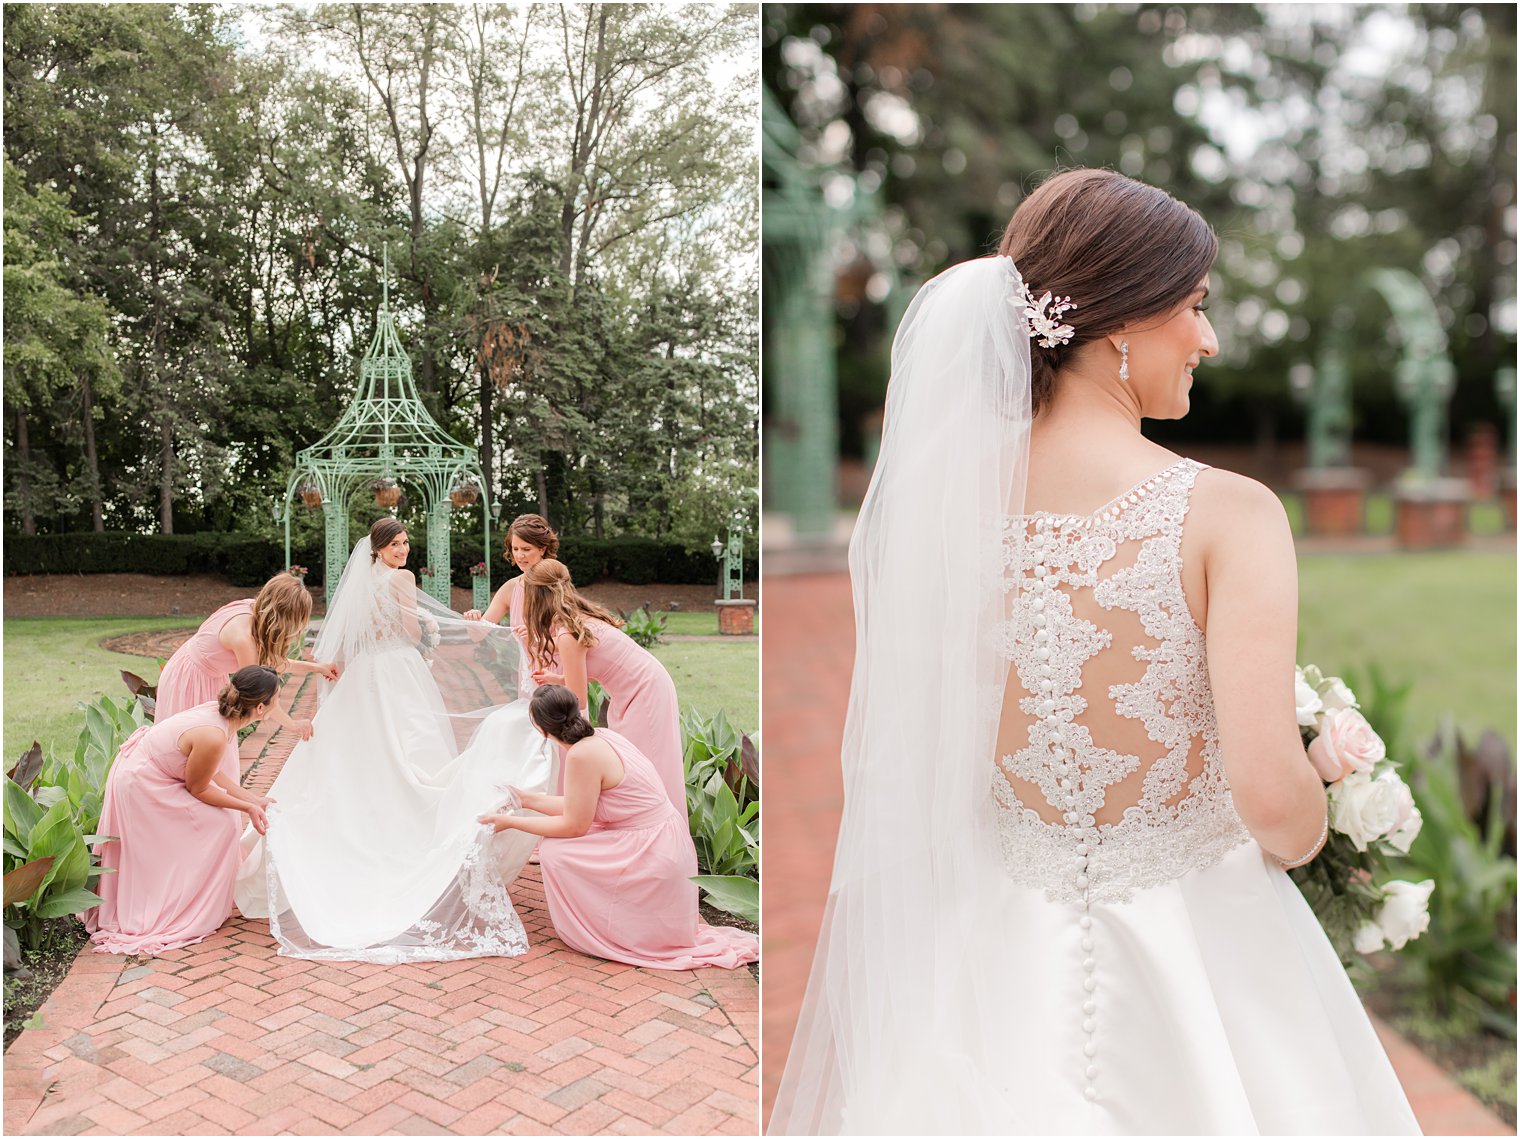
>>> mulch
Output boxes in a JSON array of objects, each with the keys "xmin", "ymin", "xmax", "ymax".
[{"xmin": 3, "ymin": 573, "xmax": 756, "ymax": 621}]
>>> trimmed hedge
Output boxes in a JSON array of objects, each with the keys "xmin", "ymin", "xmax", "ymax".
[{"xmin": 4, "ymin": 531, "xmax": 758, "ymax": 589}]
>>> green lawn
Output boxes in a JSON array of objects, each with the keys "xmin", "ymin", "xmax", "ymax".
[
  {"xmin": 3, "ymin": 617, "xmax": 193, "ymax": 763},
  {"xmin": 653, "ymin": 637, "xmax": 758, "ymax": 734},
  {"xmin": 3, "ymin": 612, "xmax": 760, "ymax": 763},
  {"xmin": 1296, "ymin": 551, "xmax": 1515, "ymax": 748},
  {"xmin": 658, "ymin": 611, "xmax": 760, "ymax": 637}
]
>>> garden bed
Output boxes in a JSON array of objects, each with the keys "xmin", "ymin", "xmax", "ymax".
[
  {"xmin": 2, "ymin": 572, "xmax": 755, "ymax": 620},
  {"xmin": 1363, "ymin": 957, "xmax": 1517, "ymax": 1126},
  {"xmin": 3, "ymin": 917, "xmax": 90, "ymax": 1051}
]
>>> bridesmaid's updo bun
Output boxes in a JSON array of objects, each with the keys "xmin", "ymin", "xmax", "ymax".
[
  {"xmin": 508, "ymin": 514, "xmax": 559, "ymax": 559},
  {"xmin": 218, "ymin": 666, "xmax": 279, "ymax": 720},
  {"xmin": 997, "ymin": 168, "xmax": 1217, "ymax": 415},
  {"xmin": 529, "ymin": 684, "xmax": 595, "ymax": 745}
]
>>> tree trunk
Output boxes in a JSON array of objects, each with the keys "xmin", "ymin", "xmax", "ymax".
[
  {"xmin": 159, "ymin": 415, "xmax": 174, "ymax": 535},
  {"xmin": 80, "ymin": 374, "xmax": 104, "ymax": 531},
  {"xmin": 14, "ymin": 405, "xmax": 36, "ymax": 536},
  {"xmin": 480, "ymin": 358, "xmax": 494, "ymax": 505},
  {"xmin": 536, "ymin": 467, "xmax": 549, "ymax": 519}
]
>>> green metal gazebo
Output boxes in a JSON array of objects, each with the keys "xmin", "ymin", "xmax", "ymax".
[{"xmin": 281, "ymin": 261, "xmax": 491, "ymax": 608}]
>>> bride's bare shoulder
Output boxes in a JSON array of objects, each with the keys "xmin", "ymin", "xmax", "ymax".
[{"xmin": 1189, "ymin": 467, "xmax": 1294, "ymax": 551}]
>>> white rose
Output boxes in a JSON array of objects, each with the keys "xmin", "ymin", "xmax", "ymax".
[
  {"xmin": 1295, "ymin": 669, "xmax": 1324, "ymax": 727},
  {"xmin": 1375, "ymin": 880, "xmax": 1434, "ymax": 950},
  {"xmin": 1317, "ymin": 675, "xmax": 1360, "ymax": 712},
  {"xmin": 1309, "ymin": 708, "xmax": 1386, "ymax": 780},
  {"xmin": 1352, "ymin": 922, "xmax": 1387, "ymax": 955},
  {"xmin": 1381, "ymin": 773, "xmax": 1422, "ymax": 854},
  {"xmin": 1328, "ymin": 771, "xmax": 1402, "ymax": 851}
]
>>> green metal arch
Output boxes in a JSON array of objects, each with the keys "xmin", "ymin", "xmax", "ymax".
[{"xmin": 281, "ymin": 255, "xmax": 491, "ymax": 607}]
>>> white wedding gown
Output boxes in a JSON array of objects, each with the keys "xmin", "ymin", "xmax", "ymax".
[
  {"xmin": 236, "ymin": 543, "xmax": 554, "ymax": 963},
  {"xmin": 774, "ymin": 459, "xmax": 1421, "ymax": 1134}
]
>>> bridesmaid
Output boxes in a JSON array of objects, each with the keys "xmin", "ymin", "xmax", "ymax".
[
  {"xmin": 87, "ymin": 666, "xmax": 280, "ymax": 954},
  {"xmin": 462, "ymin": 513, "xmax": 557, "ymax": 694},
  {"xmin": 155, "ymin": 573, "xmax": 338, "ymax": 735},
  {"xmin": 518, "ymin": 558, "xmax": 687, "ymax": 815},
  {"xmin": 480, "ymin": 685, "xmax": 757, "ymax": 971}
]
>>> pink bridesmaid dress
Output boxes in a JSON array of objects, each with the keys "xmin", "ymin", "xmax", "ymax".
[
  {"xmin": 537, "ymin": 728, "xmax": 758, "ymax": 970},
  {"xmin": 155, "ymin": 599, "xmax": 253, "ymax": 719},
  {"xmin": 576, "ymin": 618, "xmax": 686, "ymax": 815},
  {"xmin": 86, "ymin": 703, "xmax": 243, "ymax": 954}
]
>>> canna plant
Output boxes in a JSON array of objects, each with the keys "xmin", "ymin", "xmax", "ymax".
[
  {"xmin": 4, "ymin": 695, "xmax": 148, "ymax": 966},
  {"xmin": 682, "ymin": 708, "xmax": 759, "ymax": 923}
]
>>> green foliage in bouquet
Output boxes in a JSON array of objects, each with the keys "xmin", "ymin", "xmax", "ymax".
[
  {"xmin": 620, "ymin": 607, "xmax": 668, "ymax": 650},
  {"xmin": 4, "ymin": 695, "xmax": 147, "ymax": 963},
  {"xmin": 682, "ymin": 708, "xmax": 758, "ymax": 923}
]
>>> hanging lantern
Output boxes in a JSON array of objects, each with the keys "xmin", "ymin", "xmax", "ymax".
[
  {"xmin": 298, "ymin": 479, "xmax": 324, "ymax": 508},
  {"xmin": 372, "ymin": 477, "xmax": 400, "ymax": 508},
  {"xmin": 448, "ymin": 475, "xmax": 480, "ymax": 508}
]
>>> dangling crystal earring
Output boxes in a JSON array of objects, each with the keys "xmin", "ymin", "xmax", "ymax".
[{"xmin": 1118, "ymin": 340, "xmax": 1130, "ymax": 383}]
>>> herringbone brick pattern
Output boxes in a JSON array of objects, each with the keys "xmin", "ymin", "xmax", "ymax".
[{"xmin": 6, "ymin": 676, "xmax": 758, "ymax": 1136}]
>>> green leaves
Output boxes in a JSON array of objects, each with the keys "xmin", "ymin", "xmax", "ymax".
[
  {"xmin": 5, "ymin": 694, "xmax": 145, "ymax": 956},
  {"xmin": 690, "ymin": 874, "xmax": 758, "ymax": 924},
  {"xmin": 683, "ymin": 708, "xmax": 758, "ymax": 921}
]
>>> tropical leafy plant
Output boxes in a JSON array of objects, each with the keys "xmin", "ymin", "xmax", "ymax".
[
  {"xmin": 682, "ymin": 708, "xmax": 759, "ymax": 922},
  {"xmin": 621, "ymin": 607, "xmax": 669, "ymax": 649},
  {"xmin": 587, "ymin": 680, "xmax": 610, "ymax": 728},
  {"xmin": 1392, "ymin": 717, "xmax": 1518, "ymax": 1036},
  {"xmin": 4, "ymin": 695, "xmax": 148, "ymax": 963}
]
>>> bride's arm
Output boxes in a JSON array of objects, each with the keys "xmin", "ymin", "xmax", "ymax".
[{"xmin": 1195, "ymin": 472, "xmax": 1327, "ymax": 866}]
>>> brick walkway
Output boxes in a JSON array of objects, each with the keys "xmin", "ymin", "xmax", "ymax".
[
  {"xmin": 5, "ymin": 676, "xmax": 758, "ymax": 1136},
  {"xmin": 760, "ymin": 570, "xmax": 1511, "ymax": 1136}
]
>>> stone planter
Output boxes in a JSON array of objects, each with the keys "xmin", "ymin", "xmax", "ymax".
[
  {"xmin": 1294, "ymin": 468, "xmax": 1370, "ymax": 536},
  {"xmin": 715, "ymin": 598, "xmax": 757, "ymax": 635},
  {"xmin": 1394, "ymin": 478, "xmax": 1470, "ymax": 550}
]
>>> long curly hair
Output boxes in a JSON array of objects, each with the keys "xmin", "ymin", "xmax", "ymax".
[
  {"xmin": 519, "ymin": 559, "xmax": 623, "ymax": 669},
  {"xmin": 250, "ymin": 574, "xmax": 313, "ymax": 669}
]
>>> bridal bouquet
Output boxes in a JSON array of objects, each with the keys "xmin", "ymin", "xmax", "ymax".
[
  {"xmin": 418, "ymin": 614, "xmax": 442, "ymax": 660},
  {"xmin": 1292, "ymin": 664, "xmax": 1434, "ymax": 964}
]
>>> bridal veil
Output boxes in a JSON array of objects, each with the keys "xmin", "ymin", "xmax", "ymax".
[{"xmin": 770, "ymin": 257, "xmax": 1035, "ymax": 1133}]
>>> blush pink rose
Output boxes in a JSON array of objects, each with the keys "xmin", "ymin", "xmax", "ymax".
[{"xmin": 1307, "ymin": 708, "xmax": 1386, "ymax": 782}]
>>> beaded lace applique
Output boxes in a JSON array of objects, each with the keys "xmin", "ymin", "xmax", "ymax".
[{"xmin": 991, "ymin": 459, "xmax": 1250, "ymax": 907}]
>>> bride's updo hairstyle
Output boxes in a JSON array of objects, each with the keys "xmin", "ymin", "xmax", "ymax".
[
  {"xmin": 218, "ymin": 665, "xmax": 280, "ymax": 720},
  {"xmin": 519, "ymin": 558, "xmax": 624, "ymax": 668},
  {"xmin": 528, "ymin": 684, "xmax": 595, "ymax": 745},
  {"xmin": 998, "ymin": 168, "xmax": 1218, "ymax": 414},
  {"xmin": 369, "ymin": 517, "xmax": 406, "ymax": 561},
  {"xmin": 507, "ymin": 514, "xmax": 559, "ymax": 561}
]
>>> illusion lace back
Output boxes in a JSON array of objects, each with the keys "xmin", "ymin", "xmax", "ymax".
[{"xmin": 994, "ymin": 459, "xmax": 1250, "ymax": 903}]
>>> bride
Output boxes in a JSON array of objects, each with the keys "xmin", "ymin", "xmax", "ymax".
[
  {"xmin": 769, "ymin": 170, "xmax": 1420, "ymax": 1134},
  {"xmin": 235, "ymin": 518, "xmax": 554, "ymax": 962}
]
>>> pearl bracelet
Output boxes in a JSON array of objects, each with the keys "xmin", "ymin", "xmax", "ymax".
[{"xmin": 1274, "ymin": 811, "xmax": 1329, "ymax": 870}]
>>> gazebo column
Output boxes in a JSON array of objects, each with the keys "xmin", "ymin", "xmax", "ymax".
[
  {"xmin": 427, "ymin": 501, "xmax": 453, "ymax": 605},
  {"xmin": 323, "ymin": 499, "xmax": 350, "ymax": 607}
]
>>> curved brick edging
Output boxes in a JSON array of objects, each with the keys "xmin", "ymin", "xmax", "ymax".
[{"xmin": 6, "ymin": 674, "xmax": 758, "ymax": 1136}]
